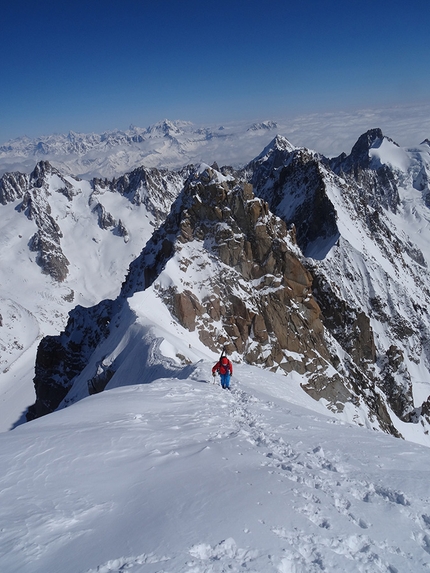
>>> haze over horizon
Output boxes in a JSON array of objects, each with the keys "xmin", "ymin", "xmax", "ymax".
[{"xmin": 2, "ymin": 0, "xmax": 429, "ymax": 147}]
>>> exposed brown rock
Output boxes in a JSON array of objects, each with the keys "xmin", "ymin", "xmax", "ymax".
[
  {"xmin": 160, "ymin": 167, "xmax": 329, "ymax": 376},
  {"xmin": 173, "ymin": 290, "xmax": 203, "ymax": 332}
]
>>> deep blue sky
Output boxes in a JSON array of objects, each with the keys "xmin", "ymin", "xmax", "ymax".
[{"xmin": 1, "ymin": 0, "xmax": 429, "ymax": 143}]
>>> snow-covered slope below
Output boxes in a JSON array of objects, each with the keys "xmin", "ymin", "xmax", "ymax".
[{"xmin": 1, "ymin": 328, "xmax": 430, "ymax": 573}]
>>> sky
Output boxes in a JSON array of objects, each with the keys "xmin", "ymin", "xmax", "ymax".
[{"xmin": 1, "ymin": 0, "xmax": 430, "ymax": 144}]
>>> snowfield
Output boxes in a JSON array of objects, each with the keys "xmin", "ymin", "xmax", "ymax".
[
  {"xmin": 1, "ymin": 295, "xmax": 430, "ymax": 573},
  {"xmin": 2, "ymin": 361, "xmax": 430, "ymax": 572}
]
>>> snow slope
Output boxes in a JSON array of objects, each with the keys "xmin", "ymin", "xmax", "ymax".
[{"xmin": 1, "ymin": 334, "xmax": 430, "ymax": 572}]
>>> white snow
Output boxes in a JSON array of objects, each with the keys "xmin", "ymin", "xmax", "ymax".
[
  {"xmin": 1, "ymin": 328, "xmax": 430, "ymax": 572},
  {"xmin": 369, "ymin": 137, "xmax": 411, "ymax": 172}
]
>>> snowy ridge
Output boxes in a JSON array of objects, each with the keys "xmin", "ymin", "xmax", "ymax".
[{"xmin": 1, "ymin": 327, "xmax": 430, "ymax": 572}]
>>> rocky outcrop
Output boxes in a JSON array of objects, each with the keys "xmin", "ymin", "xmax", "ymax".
[
  {"xmin": 17, "ymin": 162, "xmax": 70, "ymax": 281},
  {"xmin": 123, "ymin": 166, "xmax": 331, "ymax": 374},
  {"xmin": 96, "ymin": 165, "xmax": 191, "ymax": 226},
  {"xmin": 311, "ymin": 273, "xmax": 376, "ymax": 366},
  {"xmin": 379, "ymin": 345, "xmax": 415, "ymax": 422},
  {"xmin": 26, "ymin": 299, "xmax": 115, "ymax": 420},
  {"xmin": 250, "ymin": 141, "xmax": 339, "ymax": 258},
  {"xmin": 0, "ymin": 171, "xmax": 29, "ymax": 204},
  {"xmin": 92, "ymin": 202, "xmax": 116, "ymax": 230},
  {"xmin": 329, "ymin": 128, "xmax": 400, "ymax": 213}
]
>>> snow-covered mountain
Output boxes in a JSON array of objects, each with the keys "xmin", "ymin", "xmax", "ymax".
[
  {"xmin": 0, "ymin": 119, "xmax": 280, "ymax": 179},
  {"xmin": 2, "ymin": 126, "xmax": 430, "ymax": 438},
  {"xmin": 248, "ymin": 131, "xmax": 430, "ymax": 434},
  {"xmin": 2, "ymin": 125, "xmax": 430, "ymax": 572},
  {"xmin": 3, "ymin": 126, "xmax": 426, "ymax": 446},
  {"xmin": 0, "ymin": 159, "xmax": 189, "ymax": 429}
]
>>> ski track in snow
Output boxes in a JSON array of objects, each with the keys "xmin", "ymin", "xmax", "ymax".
[{"xmin": 68, "ymin": 372, "xmax": 430, "ymax": 573}]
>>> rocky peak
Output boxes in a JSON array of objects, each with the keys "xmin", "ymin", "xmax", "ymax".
[
  {"xmin": 347, "ymin": 128, "xmax": 385, "ymax": 168},
  {"xmin": 18, "ymin": 187, "xmax": 70, "ymax": 282},
  {"xmin": 329, "ymin": 129, "xmax": 400, "ymax": 212},
  {"xmin": 252, "ymin": 135, "xmax": 296, "ymax": 166},
  {"xmin": 122, "ymin": 165, "xmax": 332, "ymax": 374},
  {"xmin": 251, "ymin": 146, "xmax": 339, "ymax": 259},
  {"xmin": 30, "ymin": 160, "xmax": 54, "ymax": 185},
  {"xmin": 247, "ymin": 121, "xmax": 278, "ymax": 131},
  {"xmin": 103, "ymin": 165, "xmax": 190, "ymax": 223},
  {"xmin": 146, "ymin": 119, "xmax": 186, "ymax": 137}
]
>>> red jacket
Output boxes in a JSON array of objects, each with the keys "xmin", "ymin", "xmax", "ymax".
[{"xmin": 212, "ymin": 357, "xmax": 233, "ymax": 376}]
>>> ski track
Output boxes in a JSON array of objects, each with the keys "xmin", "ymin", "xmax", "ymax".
[{"xmin": 83, "ymin": 374, "xmax": 430, "ymax": 573}]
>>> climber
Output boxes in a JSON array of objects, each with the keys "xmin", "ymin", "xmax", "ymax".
[{"xmin": 212, "ymin": 352, "xmax": 233, "ymax": 389}]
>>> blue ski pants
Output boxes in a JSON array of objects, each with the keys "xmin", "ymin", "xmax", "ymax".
[{"xmin": 220, "ymin": 373, "xmax": 231, "ymax": 388}]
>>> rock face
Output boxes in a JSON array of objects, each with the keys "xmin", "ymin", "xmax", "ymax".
[
  {"xmin": 0, "ymin": 171, "xmax": 29, "ymax": 204},
  {"xmin": 123, "ymin": 166, "xmax": 331, "ymax": 373},
  {"xmin": 17, "ymin": 162, "xmax": 70, "ymax": 281},
  {"xmin": 93, "ymin": 165, "xmax": 191, "ymax": 226},
  {"xmin": 249, "ymin": 139, "xmax": 339, "ymax": 258},
  {"xmin": 26, "ymin": 300, "xmax": 115, "ymax": 420},
  {"xmin": 329, "ymin": 128, "xmax": 400, "ymax": 213}
]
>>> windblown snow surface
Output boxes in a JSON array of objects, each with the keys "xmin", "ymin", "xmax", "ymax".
[{"xmin": 1, "ymin": 290, "xmax": 430, "ymax": 573}]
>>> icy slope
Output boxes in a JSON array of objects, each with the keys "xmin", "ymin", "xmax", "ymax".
[{"xmin": 1, "ymin": 354, "xmax": 430, "ymax": 572}]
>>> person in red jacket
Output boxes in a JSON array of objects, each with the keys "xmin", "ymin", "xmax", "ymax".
[{"xmin": 212, "ymin": 355, "xmax": 233, "ymax": 389}]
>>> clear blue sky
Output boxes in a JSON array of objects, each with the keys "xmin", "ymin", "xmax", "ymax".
[{"xmin": 1, "ymin": 0, "xmax": 429, "ymax": 143}]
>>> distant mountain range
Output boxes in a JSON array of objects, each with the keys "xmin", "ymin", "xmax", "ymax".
[{"xmin": 0, "ymin": 119, "xmax": 282, "ymax": 179}]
